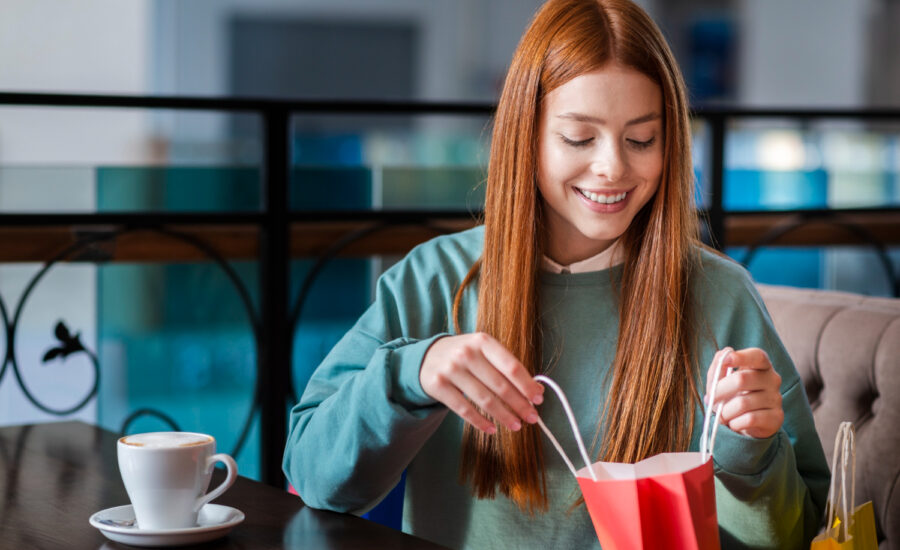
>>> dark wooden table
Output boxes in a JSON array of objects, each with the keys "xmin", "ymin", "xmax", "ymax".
[{"xmin": 0, "ymin": 421, "xmax": 448, "ymax": 549}]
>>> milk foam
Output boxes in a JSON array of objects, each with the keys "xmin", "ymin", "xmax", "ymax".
[{"xmin": 122, "ymin": 432, "xmax": 212, "ymax": 448}]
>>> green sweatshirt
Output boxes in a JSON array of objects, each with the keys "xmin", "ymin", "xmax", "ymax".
[{"xmin": 283, "ymin": 226, "xmax": 830, "ymax": 550}]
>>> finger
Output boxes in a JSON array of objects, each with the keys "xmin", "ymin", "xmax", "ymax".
[
  {"xmin": 478, "ymin": 333, "xmax": 545, "ymax": 405},
  {"xmin": 726, "ymin": 408, "xmax": 784, "ymax": 439},
  {"xmin": 430, "ymin": 384, "xmax": 496, "ymax": 434},
  {"xmin": 718, "ymin": 390, "xmax": 782, "ymax": 424},
  {"xmin": 451, "ymin": 361, "xmax": 525, "ymax": 431},
  {"xmin": 710, "ymin": 368, "xmax": 780, "ymax": 405},
  {"xmin": 724, "ymin": 348, "xmax": 773, "ymax": 371},
  {"xmin": 468, "ymin": 355, "xmax": 539, "ymax": 426},
  {"xmin": 706, "ymin": 347, "xmax": 733, "ymax": 401}
]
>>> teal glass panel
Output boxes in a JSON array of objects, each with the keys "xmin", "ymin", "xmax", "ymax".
[
  {"xmin": 381, "ymin": 167, "xmax": 484, "ymax": 209},
  {"xmin": 96, "ymin": 258, "xmax": 260, "ymax": 479},
  {"xmin": 96, "ymin": 167, "xmax": 260, "ymax": 212},
  {"xmin": 289, "ymin": 258, "xmax": 371, "ymax": 394},
  {"xmin": 289, "ymin": 167, "xmax": 372, "ymax": 210}
]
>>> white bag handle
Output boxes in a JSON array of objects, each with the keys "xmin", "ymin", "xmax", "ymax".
[
  {"xmin": 824, "ymin": 422, "xmax": 856, "ymax": 542},
  {"xmin": 534, "ymin": 375, "xmax": 598, "ymax": 481},
  {"xmin": 700, "ymin": 349, "xmax": 730, "ymax": 463},
  {"xmin": 534, "ymin": 350, "xmax": 731, "ymax": 481}
]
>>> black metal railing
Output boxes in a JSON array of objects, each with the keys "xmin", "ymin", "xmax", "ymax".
[{"xmin": 1, "ymin": 92, "xmax": 898, "ymax": 489}]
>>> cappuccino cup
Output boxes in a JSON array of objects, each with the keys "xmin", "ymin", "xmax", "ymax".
[{"xmin": 117, "ymin": 432, "xmax": 238, "ymax": 530}]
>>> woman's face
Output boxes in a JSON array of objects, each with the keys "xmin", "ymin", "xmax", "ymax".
[{"xmin": 537, "ymin": 64, "xmax": 664, "ymax": 265}]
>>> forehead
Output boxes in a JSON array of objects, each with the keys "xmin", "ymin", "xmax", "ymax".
[{"xmin": 542, "ymin": 64, "xmax": 662, "ymax": 122}]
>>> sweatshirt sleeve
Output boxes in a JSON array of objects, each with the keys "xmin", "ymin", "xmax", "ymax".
[
  {"xmin": 282, "ymin": 246, "xmax": 464, "ymax": 514},
  {"xmin": 695, "ymin": 253, "xmax": 831, "ymax": 549}
]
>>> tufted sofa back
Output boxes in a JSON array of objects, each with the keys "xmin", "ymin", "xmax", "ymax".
[{"xmin": 758, "ymin": 284, "xmax": 900, "ymax": 550}]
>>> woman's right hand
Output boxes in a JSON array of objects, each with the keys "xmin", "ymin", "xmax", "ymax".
[{"xmin": 419, "ymin": 332, "xmax": 544, "ymax": 434}]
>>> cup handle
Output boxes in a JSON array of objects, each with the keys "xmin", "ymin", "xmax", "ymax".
[{"xmin": 195, "ymin": 453, "xmax": 238, "ymax": 512}]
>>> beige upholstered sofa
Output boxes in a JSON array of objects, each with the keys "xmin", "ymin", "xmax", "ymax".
[{"xmin": 758, "ymin": 284, "xmax": 900, "ymax": 549}]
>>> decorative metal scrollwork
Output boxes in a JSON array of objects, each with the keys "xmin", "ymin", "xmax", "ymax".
[{"xmin": 0, "ymin": 226, "xmax": 261, "ymax": 460}]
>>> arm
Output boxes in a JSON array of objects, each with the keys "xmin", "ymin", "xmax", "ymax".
[
  {"xmin": 711, "ymin": 377, "xmax": 829, "ymax": 549},
  {"xmin": 695, "ymin": 255, "xmax": 830, "ymax": 549},
  {"xmin": 282, "ymin": 257, "xmax": 451, "ymax": 514}
]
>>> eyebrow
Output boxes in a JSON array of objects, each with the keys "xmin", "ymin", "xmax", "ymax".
[{"xmin": 557, "ymin": 112, "xmax": 662, "ymax": 126}]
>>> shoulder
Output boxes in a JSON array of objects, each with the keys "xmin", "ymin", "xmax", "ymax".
[{"xmin": 691, "ymin": 245, "xmax": 766, "ymax": 311}]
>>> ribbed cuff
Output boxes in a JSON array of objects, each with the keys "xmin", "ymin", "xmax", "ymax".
[
  {"xmin": 712, "ymin": 426, "xmax": 782, "ymax": 476},
  {"xmin": 387, "ymin": 333, "xmax": 449, "ymax": 408}
]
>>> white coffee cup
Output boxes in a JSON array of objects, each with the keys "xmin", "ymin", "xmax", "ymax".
[{"xmin": 117, "ymin": 431, "xmax": 238, "ymax": 530}]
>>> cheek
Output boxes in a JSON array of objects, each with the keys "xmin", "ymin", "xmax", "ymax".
[
  {"xmin": 636, "ymin": 155, "xmax": 663, "ymax": 191},
  {"xmin": 541, "ymin": 146, "xmax": 581, "ymax": 185}
]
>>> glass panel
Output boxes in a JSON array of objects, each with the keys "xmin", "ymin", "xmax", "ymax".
[
  {"xmin": 97, "ymin": 167, "xmax": 260, "ymax": 212},
  {"xmin": 289, "ymin": 113, "xmax": 490, "ymax": 211},
  {"xmin": 0, "ymin": 107, "xmax": 262, "ymax": 213},
  {"xmin": 0, "ymin": 263, "xmax": 98, "ymax": 425},
  {"xmin": 727, "ymin": 245, "xmax": 899, "ymax": 297},
  {"xmin": 691, "ymin": 119, "xmax": 711, "ymax": 209},
  {"xmin": 97, "ymin": 258, "xmax": 260, "ymax": 479},
  {"xmin": 722, "ymin": 118, "xmax": 900, "ymax": 211}
]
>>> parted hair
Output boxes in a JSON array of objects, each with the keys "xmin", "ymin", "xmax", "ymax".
[{"xmin": 452, "ymin": 0, "xmax": 701, "ymax": 513}]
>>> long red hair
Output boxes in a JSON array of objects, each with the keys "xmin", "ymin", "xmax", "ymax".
[{"xmin": 453, "ymin": 0, "xmax": 700, "ymax": 513}]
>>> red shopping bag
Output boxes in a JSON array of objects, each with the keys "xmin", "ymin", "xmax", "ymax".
[{"xmin": 535, "ymin": 355, "xmax": 728, "ymax": 550}]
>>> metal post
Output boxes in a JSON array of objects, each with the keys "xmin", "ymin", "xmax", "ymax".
[
  {"xmin": 708, "ymin": 115, "xmax": 727, "ymax": 250},
  {"xmin": 259, "ymin": 107, "xmax": 291, "ymax": 488}
]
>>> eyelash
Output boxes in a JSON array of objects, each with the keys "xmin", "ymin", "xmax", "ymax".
[{"xmin": 559, "ymin": 135, "xmax": 656, "ymax": 150}]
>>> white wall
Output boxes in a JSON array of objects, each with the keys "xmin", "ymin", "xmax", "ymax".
[
  {"xmin": 153, "ymin": 0, "xmax": 542, "ymax": 102},
  {"xmin": 737, "ymin": 0, "xmax": 871, "ymax": 107},
  {"xmin": 0, "ymin": 0, "xmax": 152, "ymax": 426},
  {"xmin": 0, "ymin": 0, "xmax": 153, "ymax": 165}
]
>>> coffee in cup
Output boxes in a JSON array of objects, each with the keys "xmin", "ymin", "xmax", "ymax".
[{"xmin": 117, "ymin": 431, "xmax": 238, "ymax": 530}]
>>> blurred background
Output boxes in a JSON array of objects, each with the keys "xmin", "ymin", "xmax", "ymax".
[{"xmin": 1, "ymin": 0, "xmax": 898, "ymax": 526}]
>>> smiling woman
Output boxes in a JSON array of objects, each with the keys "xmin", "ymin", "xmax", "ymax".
[{"xmin": 282, "ymin": 1, "xmax": 830, "ymax": 549}]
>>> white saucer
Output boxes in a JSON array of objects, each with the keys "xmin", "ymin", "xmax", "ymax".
[{"xmin": 89, "ymin": 503, "xmax": 245, "ymax": 547}]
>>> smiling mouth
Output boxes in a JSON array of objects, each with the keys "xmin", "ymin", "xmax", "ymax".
[{"xmin": 576, "ymin": 188, "xmax": 628, "ymax": 204}]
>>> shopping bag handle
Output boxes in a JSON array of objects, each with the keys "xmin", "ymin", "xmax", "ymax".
[
  {"xmin": 699, "ymin": 349, "xmax": 730, "ymax": 462},
  {"xmin": 824, "ymin": 421, "xmax": 856, "ymax": 542},
  {"xmin": 534, "ymin": 375, "xmax": 598, "ymax": 481},
  {"xmin": 534, "ymin": 351, "xmax": 730, "ymax": 480}
]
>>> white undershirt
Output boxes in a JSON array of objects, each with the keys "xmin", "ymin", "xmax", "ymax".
[{"xmin": 541, "ymin": 240, "xmax": 624, "ymax": 274}]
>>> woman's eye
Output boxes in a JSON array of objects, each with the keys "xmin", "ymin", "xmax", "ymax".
[
  {"xmin": 627, "ymin": 137, "xmax": 656, "ymax": 150},
  {"xmin": 560, "ymin": 135, "xmax": 594, "ymax": 148}
]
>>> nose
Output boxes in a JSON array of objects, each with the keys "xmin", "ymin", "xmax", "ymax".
[{"xmin": 589, "ymin": 142, "xmax": 626, "ymax": 183}]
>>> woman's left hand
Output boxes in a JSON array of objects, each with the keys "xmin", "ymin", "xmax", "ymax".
[{"xmin": 706, "ymin": 347, "xmax": 784, "ymax": 439}]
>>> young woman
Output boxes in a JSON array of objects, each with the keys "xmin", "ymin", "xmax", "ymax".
[{"xmin": 283, "ymin": 0, "xmax": 830, "ymax": 548}]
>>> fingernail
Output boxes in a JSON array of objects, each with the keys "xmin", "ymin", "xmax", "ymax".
[
  {"xmin": 510, "ymin": 421, "xmax": 522, "ymax": 431},
  {"xmin": 486, "ymin": 425, "xmax": 497, "ymax": 434},
  {"xmin": 526, "ymin": 413, "xmax": 539, "ymax": 424},
  {"xmin": 532, "ymin": 394, "xmax": 543, "ymax": 405}
]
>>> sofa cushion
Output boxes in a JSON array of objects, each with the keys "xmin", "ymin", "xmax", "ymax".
[{"xmin": 758, "ymin": 284, "xmax": 900, "ymax": 550}]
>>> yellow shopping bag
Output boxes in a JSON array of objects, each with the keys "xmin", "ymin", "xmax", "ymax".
[{"xmin": 810, "ymin": 422, "xmax": 878, "ymax": 550}]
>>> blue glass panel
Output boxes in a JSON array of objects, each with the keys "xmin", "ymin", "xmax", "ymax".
[
  {"xmin": 726, "ymin": 247, "xmax": 823, "ymax": 289},
  {"xmin": 290, "ymin": 167, "xmax": 371, "ymax": 210},
  {"xmin": 724, "ymin": 169, "xmax": 828, "ymax": 211},
  {"xmin": 292, "ymin": 133, "xmax": 364, "ymax": 165}
]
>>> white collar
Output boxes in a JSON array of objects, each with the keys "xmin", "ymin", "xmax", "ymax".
[{"xmin": 541, "ymin": 241, "xmax": 624, "ymax": 274}]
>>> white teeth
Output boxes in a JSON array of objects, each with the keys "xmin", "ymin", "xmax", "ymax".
[{"xmin": 579, "ymin": 189, "xmax": 627, "ymax": 204}]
